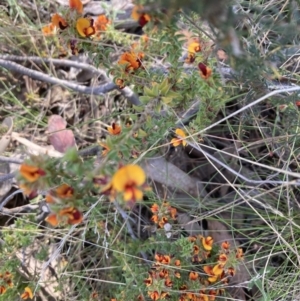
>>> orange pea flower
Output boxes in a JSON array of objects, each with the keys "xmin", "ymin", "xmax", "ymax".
[
  {"xmin": 76, "ymin": 17, "xmax": 95, "ymax": 37},
  {"xmin": 169, "ymin": 207, "xmax": 177, "ymax": 219},
  {"xmin": 227, "ymin": 267, "xmax": 235, "ymax": 276},
  {"xmin": 107, "ymin": 122, "xmax": 122, "ymax": 135},
  {"xmin": 144, "ymin": 274, "xmax": 153, "ymax": 287},
  {"xmin": 19, "ymin": 164, "xmax": 46, "ymax": 182},
  {"xmin": 20, "ymin": 287, "xmax": 33, "ymax": 300},
  {"xmin": 148, "ymin": 291, "xmax": 159, "ymax": 301},
  {"xmin": 0, "ymin": 286, "xmax": 6, "ymax": 294},
  {"xmin": 131, "ymin": 5, "xmax": 151, "ymax": 27},
  {"xmin": 221, "ymin": 241, "xmax": 230, "ymax": 250},
  {"xmin": 203, "ymin": 265, "xmax": 218, "ymax": 283},
  {"xmin": 46, "ymin": 207, "xmax": 83, "ymax": 226},
  {"xmin": 42, "ymin": 13, "xmax": 68, "ymax": 36},
  {"xmin": 42, "ymin": 23, "xmax": 56, "ymax": 35},
  {"xmin": 94, "ymin": 15, "xmax": 110, "ymax": 31},
  {"xmin": 171, "ymin": 128, "xmax": 187, "ymax": 147},
  {"xmin": 218, "ymin": 253, "xmax": 228, "ymax": 265},
  {"xmin": 212, "ymin": 264, "xmax": 224, "ymax": 276},
  {"xmin": 159, "ymin": 268, "xmax": 169, "ymax": 279},
  {"xmin": 115, "ymin": 78, "xmax": 125, "ymax": 89},
  {"xmin": 198, "ymin": 62, "xmax": 212, "ymax": 79},
  {"xmin": 19, "ymin": 184, "xmax": 38, "ymax": 199},
  {"xmin": 189, "ymin": 271, "xmax": 198, "ymax": 281},
  {"xmin": 202, "ymin": 236, "xmax": 213, "ymax": 251},
  {"xmin": 209, "ymin": 290, "xmax": 217, "ymax": 301},
  {"xmin": 69, "ymin": 0, "xmax": 83, "ymax": 14},
  {"xmin": 59, "ymin": 207, "xmax": 83, "ymax": 225},
  {"xmin": 45, "ymin": 213, "xmax": 59, "ymax": 226},
  {"xmin": 164, "ymin": 278, "xmax": 173, "ymax": 287},
  {"xmin": 52, "ymin": 13, "xmax": 68, "ymax": 29},
  {"xmin": 99, "ymin": 142, "xmax": 111, "ymax": 156},
  {"xmin": 56, "ymin": 184, "xmax": 74, "ymax": 199},
  {"xmin": 150, "ymin": 203, "xmax": 159, "ymax": 213},
  {"xmin": 236, "ymin": 248, "xmax": 244, "ymax": 259},
  {"xmin": 111, "ymin": 164, "xmax": 146, "ymax": 201},
  {"xmin": 118, "ymin": 52, "xmax": 143, "ymax": 72},
  {"xmin": 158, "ymin": 216, "xmax": 168, "ymax": 228},
  {"xmin": 185, "ymin": 41, "xmax": 201, "ymax": 63}
]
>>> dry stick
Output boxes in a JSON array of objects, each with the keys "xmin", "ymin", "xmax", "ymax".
[
  {"xmin": 0, "ymin": 58, "xmax": 141, "ymax": 106},
  {"xmin": 0, "ymin": 156, "xmax": 23, "ymax": 164}
]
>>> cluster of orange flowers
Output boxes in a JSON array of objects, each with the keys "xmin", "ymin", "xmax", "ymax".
[
  {"xmin": 203, "ymin": 241, "xmax": 244, "ymax": 285},
  {"xmin": 141, "ymin": 237, "xmax": 244, "ymax": 301},
  {"xmin": 45, "ymin": 185, "xmax": 83, "ymax": 227},
  {"xmin": 0, "ymin": 274, "xmax": 31, "ymax": 299},
  {"xmin": 0, "ymin": 272, "xmax": 13, "ymax": 295},
  {"xmin": 19, "ymin": 160, "xmax": 148, "ymax": 226},
  {"xmin": 144, "ymin": 253, "xmax": 181, "ymax": 301},
  {"xmin": 150, "ymin": 202, "xmax": 177, "ymax": 228},
  {"xmin": 144, "ymin": 252, "xmax": 220, "ymax": 301},
  {"xmin": 189, "ymin": 235, "xmax": 214, "ymax": 263},
  {"xmin": 42, "ymin": 0, "xmax": 110, "ymax": 53},
  {"xmin": 19, "ymin": 163, "xmax": 83, "ymax": 227}
]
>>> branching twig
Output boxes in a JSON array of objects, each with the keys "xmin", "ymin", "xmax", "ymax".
[
  {"xmin": 0, "ymin": 156, "xmax": 23, "ymax": 164},
  {"xmin": 0, "ymin": 58, "xmax": 141, "ymax": 106},
  {"xmin": 1, "ymin": 204, "xmax": 39, "ymax": 214}
]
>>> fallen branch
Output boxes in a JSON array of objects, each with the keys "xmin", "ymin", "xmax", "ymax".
[{"xmin": 0, "ymin": 58, "xmax": 141, "ymax": 106}]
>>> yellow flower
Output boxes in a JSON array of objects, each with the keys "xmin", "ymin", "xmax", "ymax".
[
  {"xmin": 19, "ymin": 164, "xmax": 46, "ymax": 182},
  {"xmin": 21, "ymin": 287, "xmax": 33, "ymax": 300},
  {"xmin": 185, "ymin": 41, "xmax": 201, "ymax": 63},
  {"xmin": 69, "ymin": 0, "xmax": 83, "ymax": 14},
  {"xmin": 171, "ymin": 129, "xmax": 187, "ymax": 147},
  {"xmin": 212, "ymin": 264, "xmax": 224, "ymax": 276},
  {"xmin": 76, "ymin": 17, "xmax": 95, "ymax": 37},
  {"xmin": 202, "ymin": 236, "xmax": 213, "ymax": 251},
  {"xmin": 203, "ymin": 265, "xmax": 218, "ymax": 283},
  {"xmin": 111, "ymin": 165, "xmax": 146, "ymax": 201}
]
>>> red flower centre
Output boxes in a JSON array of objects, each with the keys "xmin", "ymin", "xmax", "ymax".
[{"xmin": 198, "ymin": 63, "xmax": 208, "ymax": 76}]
